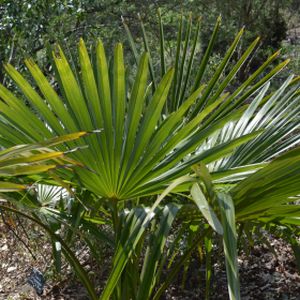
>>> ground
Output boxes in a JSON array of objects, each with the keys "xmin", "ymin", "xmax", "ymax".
[{"xmin": 1, "ymin": 219, "xmax": 300, "ymax": 300}]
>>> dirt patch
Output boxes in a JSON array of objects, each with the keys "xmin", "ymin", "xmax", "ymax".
[{"xmin": 1, "ymin": 219, "xmax": 300, "ymax": 299}]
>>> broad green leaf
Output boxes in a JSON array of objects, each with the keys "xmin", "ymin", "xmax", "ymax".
[
  {"xmin": 218, "ymin": 193, "xmax": 240, "ymax": 300},
  {"xmin": 191, "ymin": 183, "xmax": 223, "ymax": 235},
  {"xmin": 0, "ymin": 181, "xmax": 26, "ymax": 192}
]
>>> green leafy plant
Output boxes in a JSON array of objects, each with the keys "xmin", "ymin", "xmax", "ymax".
[{"xmin": 0, "ymin": 12, "xmax": 299, "ymax": 300}]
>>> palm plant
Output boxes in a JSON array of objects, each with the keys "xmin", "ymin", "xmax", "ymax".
[{"xmin": 0, "ymin": 12, "xmax": 299, "ymax": 300}]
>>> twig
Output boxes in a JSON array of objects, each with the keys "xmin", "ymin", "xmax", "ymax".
[{"xmin": 0, "ymin": 209, "xmax": 37, "ymax": 261}]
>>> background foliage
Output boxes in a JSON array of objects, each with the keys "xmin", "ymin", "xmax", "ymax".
[{"xmin": 1, "ymin": 0, "xmax": 300, "ymax": 85}]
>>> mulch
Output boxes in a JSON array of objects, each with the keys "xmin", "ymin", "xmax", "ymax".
[{"xmin": 1, "ymin": 220, "xmax": 300, "ymax": 300}]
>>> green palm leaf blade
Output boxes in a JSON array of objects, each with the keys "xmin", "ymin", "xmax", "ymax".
[
  {"xmin": 4, "ymin": 64, "xmax": 63, "ymax": 136},
  {"xmin": 173, "ymin": 130, "xmax": 261, "ymax": 180},
  {"xmin": 136, "ymin": 85, "xmax": 206, "ymax": 171},
  {"xmin": 118, "ymin": 68, "xmax": 174, "ymax": 197},
  {"xmin": 255, "ymin": 205, "xmax": 300, "ymax": 223},
  {"xmin": 52, "ymin": 45, "xmax": 105, "ymax": 177},
  {"xmin": 0, "ymin": 131, "xmax": 88, "ymax": 158},
  {"xmin": 0, "ymin": 181, "xmax": 26, "ymax": 192},
  {"xmin": 0, "ymin": 118, "xmax": 33, "ymax": 146},
  {"xmin": 204, "ymin": 82, "xmax": 271, "ymax": 171},
  {"xmin": 275, "ymin": 217, "xmax": 300, "ymax": 226},
  {"xmin": 150, "ymin": 108, "xmax": 249, "ymax": 173},
  {"xmin": 218, "ymin": 193, "xmax": 240, "ymax": 300},
  {"xmin": 120, "ymin": 101, "xmax": 231, "ymax": 197},
  {"xmin": 204, "ymin": 36, "xmax": 260, "ymax": 108},
  {"xmin": 52, "ymin": 45, "xmax": 93, "ymax": 132},
  {"xmin": 226, "ymin": 77, "xmax": 299, "ymax": 167},
  {"xmin": 174, "ymin": 13, "xmax": 192, "ymax": 109},
  {"xmin": 0, "ymin": 164, "xmax": 58, "ymax": 176},
  {"xmin": 117, "ymin": 53, "xmax": 149, "ymax": 191},
  {"xmin": 191, "ymin": 183, "xmax": 223, "ymax": 234},
  {"xmin": 0, "ymin": 84, "xmax": 51, "ymax": 141},
  {"xmin": 123, "ymin": 92, "xmax": 229, "ymax": 194},
  {"xmin": 138, "ymin": 13, "xmax": 157, "ymax": 91},
  {"xmin": 112, "ymin": 43, "xmax": 126, "ymax": 191},
  {"xmin": 52, "ymin": 42, "xmax": 111, "ymax": 194},
  {"xmin": 96, "ymin": 40, "xmax": 113, "ymax": 134},
  {"xmin": 170, "ymin": 14, "xmax": 183, "ymax": 111},
  {"xmin": 78, "ymin": 39, "xmax": 110, "ymax": 180},
  {"xmin": 133, "ymin": 67, "xmax": 174, "ymax": 159},
  {"xmin": 203, "ymin": 75, "xmax": 300, "ymax": 175},
  {"xmin": 209, "ymin": 56, "xmax": 290, "ymax": 123},
  {"xmin": 122, "ymin": 16, "xmax": 139, "ymax": 64},
  {"xmin": 192, "ymin": 15, "xmax": 222, "ymax": 93},
  {"xmin": 231, "ymin": 147, "xmax": 300, "ymax": 220},
  {"xmin": 51, "ymin": 51, "xmax": 107, "ymax": 190},
  {"xmin": 95, "ymin": 40, "xmax": 114, "ymax": 187},
  {"xmin": 157, "ymin": 8, "xmax": 166, "ymax": 77},
  {"xmin": 211, "ymin": 163, "xmax": 267, "ymax": 182},
  {"xmin": 153, "ymin": 86, "xmax": 207, "ymax": 147},
  {"xmin": 178, "ymin": 16, "xmax": 201, "ymax": 106},
  {"xmin": 24, "ymin": 58, "xmax": 78, "ymax": 134},
  {"xmin": 191, "ymin": 27, "xmax": 245, "ymax": 115},
  {"xmin": 231, "ymin": 82, "xmax": 271, "ymax": 138},
  {"xmin": 154, "ymin": 11, "xmax": 202, "ymax": 110},
  {"xmin": 127, "ymin": 130, "xmax": 261, "ymax": 199},
  {"xmin": 78, "ymin": 39, "xmax": 104, "ymax": 131},
  {"xmin": 0, "ymin": 132, "xmax": 88, "ymax": 190},
  {"xmin": 0, "ymin": 151, "xmax": 64, "ymax": 169}
]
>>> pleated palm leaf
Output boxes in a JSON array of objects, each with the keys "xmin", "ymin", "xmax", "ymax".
[
  {"xmin": 232, "ymin": 146, "xmax": 300, "ymax": 223},
  {"xmin": 0, "ymin": 132, "xmax": 87, "ymax": 192},
  {"xmin": 204, "ymin": 76, "xmax": 300, "ymax": 182},
  {"xmin": 0, "ymin": 39, "xmax": 266, "ymax": 201},
  {"xmin": 123, "ymin": 12, "xmax": 299, "ymax": 181},
  {"xmin": 35, "ymin": 184, "xmax": 70, "ymax": 206}
]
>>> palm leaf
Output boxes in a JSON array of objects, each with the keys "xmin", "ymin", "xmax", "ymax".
[
  {"xmin": 231, "ymin": 147, "xmax": 300, "ymax": 220},
  {"xmin": 0, "ymin": 40, "xmax": 263, "ymax": 200},
  {"xmin": 0, "ymin": 132, "xmax": 88, "ymax": 191}
]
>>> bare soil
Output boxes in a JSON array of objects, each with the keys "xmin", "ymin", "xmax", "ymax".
[{"xmin": 1, "ymin": 219, "xmax": 300, "ymax": 300}]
